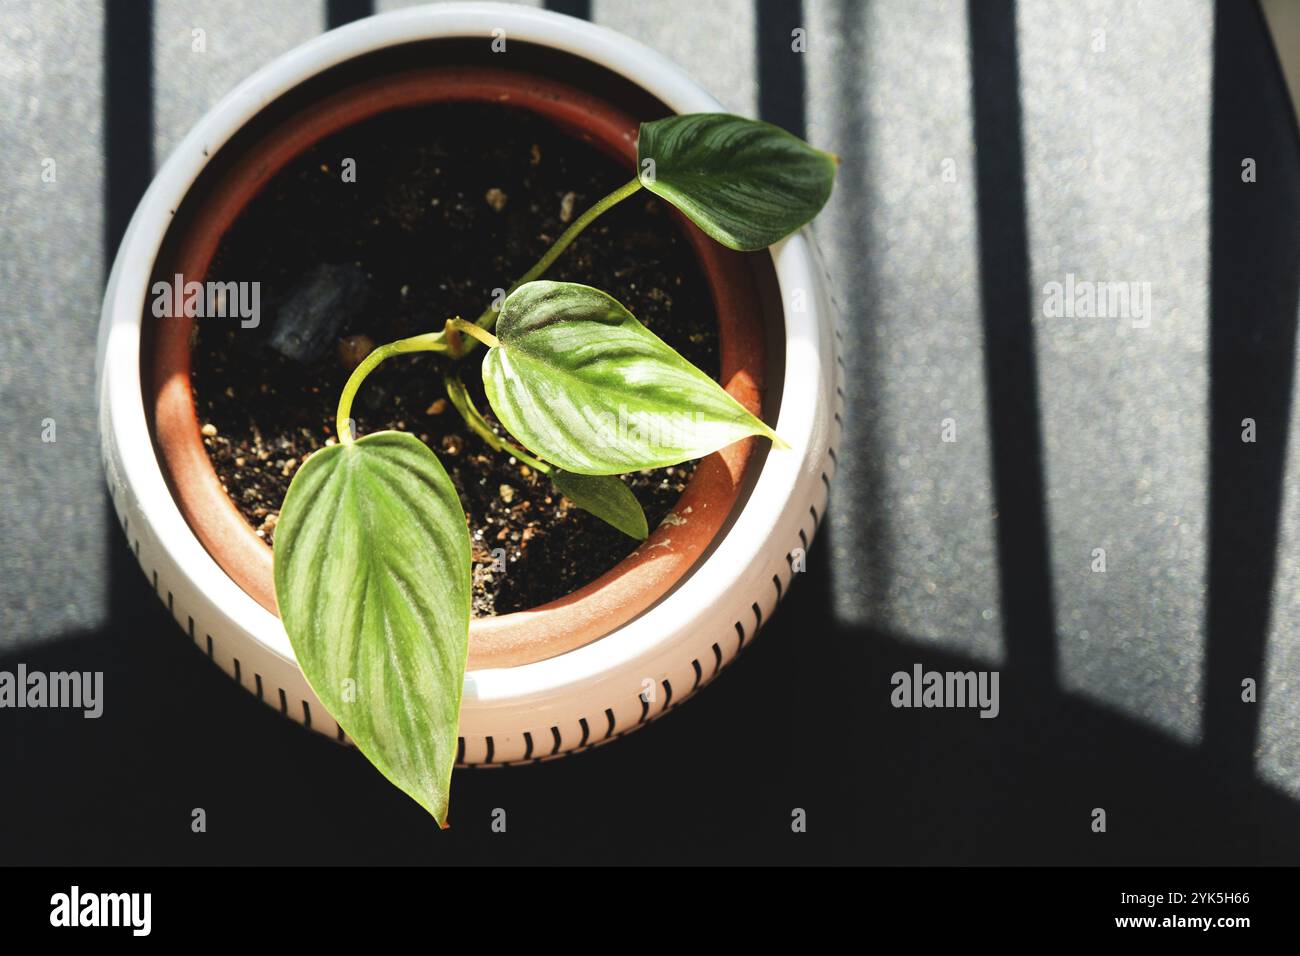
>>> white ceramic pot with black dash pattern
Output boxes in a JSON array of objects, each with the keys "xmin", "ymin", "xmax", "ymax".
[{"xmin": 96, "ymin": 2, "xmax": 841, "ymax": 766}]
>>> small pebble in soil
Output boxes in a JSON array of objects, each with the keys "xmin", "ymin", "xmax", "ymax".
[
  {"xmin": 426, "ymin": 398, "xmax": 447, "ymax": 415},
  {"xmin": 484, "ymin": 187, "xmax": 508, "ymax": 212},
  {"xmin": 336, "ymin": 334, "xmax": 375, "ymax": 372},
  {"xmin": 559, "ymin": 191, "xmax": 576, "ymax": 224},
  {"xmin": 201, "ymin": 423, "xmax": 218, "ymax": 437}
]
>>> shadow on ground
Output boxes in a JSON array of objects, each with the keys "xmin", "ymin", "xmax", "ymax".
[{"xmin": 2, "ymin": 515, "xmax": 1297, "ymax": 865}]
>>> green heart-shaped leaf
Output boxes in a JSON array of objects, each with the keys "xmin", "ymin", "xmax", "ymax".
[
  {"xmin": 551, "ymin": 470, "xmax": 648, "ymax": 540},
  {"xmin": 481, "ymin": 281, "xmax": 782, "ymax": 475},
  {"xmin": 273, "ymin": 431, "xmax": 471, "ymax": 826},
  {"xmin": 637, "ymin": 113, "xmax": 837, "ymax": 251}
]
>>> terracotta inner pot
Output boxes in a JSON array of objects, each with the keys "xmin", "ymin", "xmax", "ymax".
[{"xmin": 148, "ymin": 65, "xmax": 768, "ymax": 669}]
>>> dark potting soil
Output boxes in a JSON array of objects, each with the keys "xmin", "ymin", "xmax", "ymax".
[{"xmin": 191, "ymin": 102, "xmax": 719, "ymax": 616}]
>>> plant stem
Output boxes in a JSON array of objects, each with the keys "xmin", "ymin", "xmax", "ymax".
[
  {"xmin": 336, "ymin": 331, "xmax": 448, "ymax": 444},
  {"xmin": 335, "ymin": 178, "xmax": 644, "ymax": 439},
  {"xmin": 443, "ymin": 372, "xmax": 550, "ymax": 473},
  {"xmin": 470, "ymin": 176, "xmax": 644, "ymax": 332},
  {"xmin": 444, "ymin": 317, "xmax": 499, "ymax": 353}
]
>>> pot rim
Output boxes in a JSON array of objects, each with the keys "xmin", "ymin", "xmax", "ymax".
[
  {"xmin": 148, "ymin": 63, "xmax": 768, "ymax": 669},
  {"xmin": 97, "ymin": 2, "xmax": 833, "ymax": 707}
]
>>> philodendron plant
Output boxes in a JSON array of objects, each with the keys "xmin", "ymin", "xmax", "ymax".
[{"xmin": 273, "ymin": 114, "xmax": 837, "ymax": 824}]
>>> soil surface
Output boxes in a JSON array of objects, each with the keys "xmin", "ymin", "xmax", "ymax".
[{"xmin": 192, "ymin": 102, "xmax": 718, "ymax": 616}]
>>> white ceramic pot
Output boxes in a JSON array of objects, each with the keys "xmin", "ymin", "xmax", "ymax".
[{"xmin": 96, "ymin": 2, "xmax": 840, "ymax": 765}]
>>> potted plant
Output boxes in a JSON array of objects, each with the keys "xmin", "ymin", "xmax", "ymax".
[{"xmin": 97, "ymin": 4, "xmax": 842, "ymax": 825}]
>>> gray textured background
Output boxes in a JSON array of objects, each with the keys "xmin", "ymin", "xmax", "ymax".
[{"xmin": 2, "ymin": 0, "xmax": 1299, "ymax": 863}]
